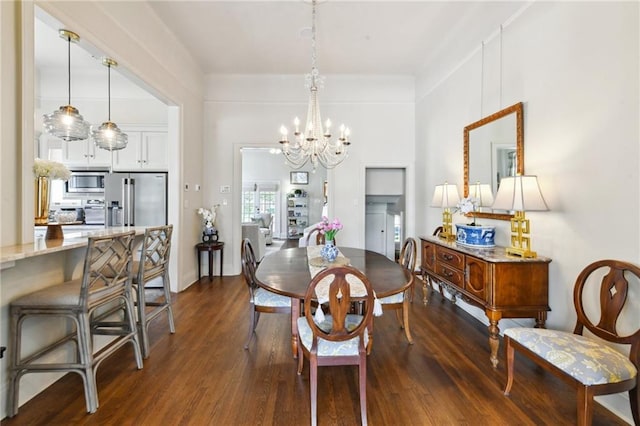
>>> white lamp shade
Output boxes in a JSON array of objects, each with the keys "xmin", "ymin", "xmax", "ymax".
[
  {"xmin": 469, "ymin": 182, "xmax": 494, "ymax": 207},
  {"xmin": 492, "ymin": 175, "xmax": 548, "ymax": 211},
  {"xmin": 431, "ymin": 183, "xmax": 460, "ymax": 208}
]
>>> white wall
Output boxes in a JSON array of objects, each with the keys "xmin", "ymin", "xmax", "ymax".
[
  {"xmin": 204, "ymin": 74, "xmax": 415, "ymax": 275},
  {"xmin": 416, "ymin": 2, "xmax": 639, "ymax": 421}
]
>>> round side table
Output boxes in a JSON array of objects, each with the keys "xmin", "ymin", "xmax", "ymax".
[{"xmin": 196, "ymin": 241, "xmax": 224, "ymax": 280}]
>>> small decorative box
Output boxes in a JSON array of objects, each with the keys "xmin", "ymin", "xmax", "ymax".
[{"xmin": 455, "ymin": 224, "xmax": 496, "ymax": 248}]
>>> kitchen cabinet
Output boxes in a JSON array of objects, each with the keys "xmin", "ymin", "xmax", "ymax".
[
  {"xmin": 420, "ymin": 236, "xmax": 551, "ymax": 368},
  {"xmin": 39, "ymin": 135, "xmax": 111, "ymax": 167},
  {"xmin": 114, "ymin": 130, "xmax": 168, "ymax": 171}
]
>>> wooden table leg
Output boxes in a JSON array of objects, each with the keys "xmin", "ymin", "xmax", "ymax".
[
  {"xmin": 486, "ymin": 310, "xmax": 502, "ymax": 368},
  {"xmin": 220, "ymin": 246, "xmax": 223, "ymax": 276},
  {"xmin": 291, "ymin": 298, "xmax": 300, "ymax": 358},
  {"xmin": 197, "ymin": 249, "xmax": 202, "ymax": 280},
  {"xmin": 208, "ymin": 250, "xmax": 213, "ymax": 279}
]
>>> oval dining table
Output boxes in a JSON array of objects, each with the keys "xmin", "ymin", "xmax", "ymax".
[{"xmin": 255, "ymin": 246, "xmax": 414, "ymax": 357}]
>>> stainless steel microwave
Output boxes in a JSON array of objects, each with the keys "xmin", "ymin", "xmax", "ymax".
[{"xmin": 65, "ymin": 172, "xmax": 106, "ymax": 193}]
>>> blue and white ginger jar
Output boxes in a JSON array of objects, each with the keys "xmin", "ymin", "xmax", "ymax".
[{"xmin": 320, "ymin": 240, "xmax": 339, "ymax": 262}]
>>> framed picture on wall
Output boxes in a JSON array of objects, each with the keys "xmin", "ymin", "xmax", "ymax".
[{"xmin": 290, "ymin": 171, "xmax": 309, "ymax": 185}]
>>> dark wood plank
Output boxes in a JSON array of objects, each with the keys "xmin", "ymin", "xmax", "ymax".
[{"xmin": 2, "ymin": 275, "xmax": 628, "ymax": 425}]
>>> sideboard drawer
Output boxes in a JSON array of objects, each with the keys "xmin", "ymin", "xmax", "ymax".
[
  {"xmin": 437, "ymin": 263, "xmax": 464, "ymax": 287},
  {"xmin": 436, "ymin": 246, "xmax": 465, "ymax": 269}
]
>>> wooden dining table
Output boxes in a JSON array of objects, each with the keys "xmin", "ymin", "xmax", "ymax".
[{"xmin": 255, "ymin": 246, "xmax": 413, "ymax": 357}]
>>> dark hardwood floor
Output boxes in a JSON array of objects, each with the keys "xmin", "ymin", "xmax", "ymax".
[{"xmin": 2, "ymin": 250, "xmax": 629, "ymax": 425}]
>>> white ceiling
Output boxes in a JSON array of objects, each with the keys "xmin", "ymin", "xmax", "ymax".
[{"xmin": 36, "ymin": 1, "xmax": 526, "ymax": 78}]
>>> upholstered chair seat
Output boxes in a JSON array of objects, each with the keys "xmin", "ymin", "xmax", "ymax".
[
  {"xmin": 297, "ymin": 314, "xmax": 369, "ymax": 357},
  {"xmin": 504, "ymin": 328, "xmax": 637, "ymax": 385},
  {"xmin": 254, "ymin": 287, "xmax": 292, "ymax": 308}
]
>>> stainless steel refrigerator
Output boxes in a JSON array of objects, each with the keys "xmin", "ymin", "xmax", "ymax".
[{"xmin": 104, "ymin": 172, "xmax": 167, "ymax": 226}]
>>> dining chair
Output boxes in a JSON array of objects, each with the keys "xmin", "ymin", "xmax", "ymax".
[
  {"xmin": 305, "ymin": 227, "xmax": 336, "ymax": 246},
  {"xmin": 7, "ymin": 230, "xmax": 143, "ymax": 416},
  {"xmin": 504, "ymin": 259, "xmax": 640, "ymax": 426},
  {"xmin": 297, "ymin": 266, "xmax": 373, "ymax": 426},
  {"xmin": 132, "ymin": 224, "xmax": 174, "ymax": 358},
  {"xmin": 378, "ymin": 237, "xmax": 416, "ymax": 344},
  {"xmin": 241, "ymin": 238, "xmax": 292, "ymax": 350}
]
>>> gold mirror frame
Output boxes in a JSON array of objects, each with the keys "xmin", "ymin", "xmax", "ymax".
[{"xmin": 463, "ymin": 102, "xmax": 524, "ymax": 221}]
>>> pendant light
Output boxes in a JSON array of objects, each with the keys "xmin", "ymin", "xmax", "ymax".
[
  {"xmin": 91, "ymin": 58, "xmax": 128, "ymax": 151},
  {"xmin": 43, "ymin": 29, "xmax": 90, "ymax": 141}
]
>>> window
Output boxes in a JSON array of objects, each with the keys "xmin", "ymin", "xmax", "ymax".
[{"xmin": 241, "ymin": 182, "xmax": 278, "ymax": 223}]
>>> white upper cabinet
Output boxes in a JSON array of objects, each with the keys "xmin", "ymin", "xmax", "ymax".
[
  {"xmin": 38, "ymin": 134, "xmax": 111, "ymax": 168},
  {"xmin": 114, "ymin": 129, "xmax": 168, "ymax": 171}
]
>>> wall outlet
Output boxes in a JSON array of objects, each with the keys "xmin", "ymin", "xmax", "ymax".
[{"xmin": 220, "ymin": 185, "xmax": 231, "ymax": 193}]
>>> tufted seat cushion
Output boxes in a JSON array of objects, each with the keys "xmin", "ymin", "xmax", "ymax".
[
  {"xmin": 297, "ymin": 314, "xmax": 368, "ymax": 356},
  {"xmin": 504, "ymin": 328, "xmax": 637, "ymax": 385},
  {"xmin": 253, "ymin": 287, "xmax": 291, "ymax": 308}
]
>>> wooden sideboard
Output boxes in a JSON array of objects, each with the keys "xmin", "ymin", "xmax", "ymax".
[{"xmin": 419, "ymin": 236, "xmax": 551, "ymax": 368}]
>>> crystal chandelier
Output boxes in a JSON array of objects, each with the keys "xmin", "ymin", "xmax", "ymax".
[
  {"xmin": 278, "ymin": 0, "xmax": 351, "ymax": 171},
  {"xmin": 43, "ymin": 29, "xmax": 90, "ymax": 142},
  {"xmin": 91, "ymin": 58, "xmax": 128, "ymax": 151}
]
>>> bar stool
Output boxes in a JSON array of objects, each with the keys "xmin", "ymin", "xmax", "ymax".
[
  {"xmin": 7, "ymin": 230, "xmax": 143, "ymax": 416},
  {"xmin": 132, "ymin": 225, "xmax": 175, "ymax": 358}
]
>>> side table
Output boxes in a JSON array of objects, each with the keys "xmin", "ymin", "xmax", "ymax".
[{"xmin": 196, "ymin": 241, "xmax": 224, "ymax": 279}]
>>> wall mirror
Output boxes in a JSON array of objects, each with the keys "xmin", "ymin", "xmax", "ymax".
[{"xmin": 463, "ymin": 102, "xmax": 523, "ymax": 221}]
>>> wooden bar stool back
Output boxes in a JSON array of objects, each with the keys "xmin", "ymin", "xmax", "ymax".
[{"xmin": 7, "ymin": 230, "xmax": 143, "ymax": 416}]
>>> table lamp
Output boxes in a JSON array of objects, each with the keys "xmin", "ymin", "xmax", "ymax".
[
  {"xmin": 492, "ymin": 175, "xmax": 548, "ymax": 258},
  {"xmin": 469, "ymin": 182, "xmax": 494, "ymax": 210},
  {"xmin": 431, "ymin": 182, "xmax": 460, "ymax": 241}
]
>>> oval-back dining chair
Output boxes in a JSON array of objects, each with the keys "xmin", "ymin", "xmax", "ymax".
[
  {"xmin": 378, "ymin": 237, "xmax": 416, "ymax": 344},
  {"xmin": 305, "ymin": 227, "xmax": 337, "ymax": 246},
  {"xmin": 504, "ymin": 259, "xmax": 640, "ymax": 425},
  {"xmin": 241, "ymin": 238, "xmax": 292, "ymax": 350},
  {"xmin": 296, "ymin": 266, "xmax": 374, "ymax": 426}
]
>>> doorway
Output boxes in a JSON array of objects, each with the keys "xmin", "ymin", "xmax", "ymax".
[{"xmin": 365, "ymin": 168, "xmax": 406, "ymax": 260}]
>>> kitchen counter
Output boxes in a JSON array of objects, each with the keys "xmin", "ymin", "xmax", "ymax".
[{"xmin": 1, "ymin": 226, "xmax": 148, "ymax": 267}]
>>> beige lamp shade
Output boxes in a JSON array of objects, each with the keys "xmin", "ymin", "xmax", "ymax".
[
  {"xmin": 492, "ymin": 175, "xmax": 548, "ymax": 211},
  {"xmin": 469, "ymin": 182, "xmax": 494, "ymax": 207},
  {"xmin": 431, "ymin": 183, "xmax": 460, "ymax": 208}
]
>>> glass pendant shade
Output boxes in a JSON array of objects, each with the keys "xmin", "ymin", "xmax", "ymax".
[
  {"xmin": 92, "ymin": 121, "xmax": 128, "ymax": 151},
  {"xmin": 43, "ymin": 105, "xmax": 91, "ymax": 141},
  {"xmin": 92, "ymin": 58, "xmax": 128, "ymax": 151},
  {"xmin": 43, "ymin": 29, "xmax": 90, "ymax": 142}
]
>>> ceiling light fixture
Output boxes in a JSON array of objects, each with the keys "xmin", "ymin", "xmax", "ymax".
[
  {"xmin": 43, "ymin": 29, "xmax": 90, "ymax": 142},
  {"xmin": 92, "ymin": 58, "xmax": 128, "ymax": 152},
  {"xmin": 278, "ymin": 0, "xmax": 351, "ymax": 171}
]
